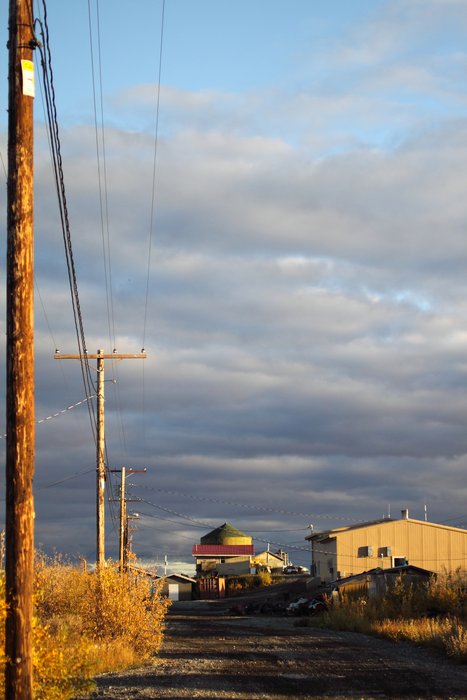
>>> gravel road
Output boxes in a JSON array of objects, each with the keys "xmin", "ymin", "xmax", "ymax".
[{"xmin": 78, "ymin": 601, "xmax": 467, "ymax": 699}]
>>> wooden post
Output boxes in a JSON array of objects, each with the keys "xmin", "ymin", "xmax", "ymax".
[
  {"xmin": 54, "ymin": 352, "xmax": 146, "ymax": 566},
  {"xmin": 123, "ymin": 513, "xmax": 129, "ymax": 570},
  {"xmin": 119, "ymin": 467, "xmax": 126, "ymax": 572},
  {"xmin": 110, "ymin": 467, "xmax": 146, "ymax": 573},
  {"xmin": 6, "ymin": 1, "xmax": 36, "ymax": 697},
  {"xmin": 96, "ymin": 349, "xmax": 105, "ymax": 568}
]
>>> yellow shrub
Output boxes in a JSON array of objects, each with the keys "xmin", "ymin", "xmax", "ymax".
[
  {"xmin": 32, "ymin": 621, "xmax": 94, "ymax": 700},
  {"xmin": 0, "ymin": 556, "xmax": 171, "ymax": 698},
  {"xmin": 79, "ymin": 565, "xmax": 170, "ymax": 659},
  {"xmin": 0, "ymin": 570, "xmax": 94, "ymax": 699}
]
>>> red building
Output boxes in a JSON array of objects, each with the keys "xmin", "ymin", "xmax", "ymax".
[{"xmin": 192, "ymin": 522, "xmax": 254, "ymax": 576}]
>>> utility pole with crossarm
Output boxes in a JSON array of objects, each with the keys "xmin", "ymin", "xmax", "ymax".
[
  {"xmin": 54, "ymin": 350, "xmax": 146, "ymax": 567},
  {"xmin": 109, "ymin": 466, "xmax": 146, "ymax": 572}
]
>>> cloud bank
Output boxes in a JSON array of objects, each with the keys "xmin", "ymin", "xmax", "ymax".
[{"xmin": 1, "ymin": 1, "xmax": 467, "ymax": 571}]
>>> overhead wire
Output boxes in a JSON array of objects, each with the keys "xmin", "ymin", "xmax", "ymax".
[
  {"xmin": 87, "ymin": 0, "xmax": 127, "ymax": 459},
  {"xmin": 140, "ymin": 486, "xmax": 367, "ymax": 523},
  {"xmin": 35, "ymin": 467, "xmax": 95, "ymax": 491},
  {"xmin": 141, "ymin": 0, "xmax": 166, "ymax": 446},
  {"xmin": 86, "ymin": 0, "xmax": 130, "ymax": 537},
  {"xmin": 142, "ymin": 0, "xmax": 166, "ymax": 351},
  {"xmin": 0, "ymin": 150, "xmax": 6, "ymax": 181},
  {"xmin": 35, "ymin": 279, "xmax": 58, "ymax": 352},
  {"xmin": 86, "ymin": 0, "xmax": 119, "ymax": 534},
  {"xmin": 34, "ymin": 2, "xmax": 97, "ymax": 444},
  {"xmin": 137, "ymin": 499, "xmax": 336, "ymax": 554},
  {"xmin": 33, "ymin": 1, "xmax": 121, "ymax": 544},
  {"xmin": 138, "ymin": 496, "xmax": 467, "ymax": 564},
  {"xmin": 0, "ymin": 394, "xmax": 96, "ymax": 440},
  {"xmin": 0, "ymin": 467, "xmax": 95, "ymax": 502},
  {"xmin": 32, "ymin": 2, "xmax": 70, "ymax": 394}
]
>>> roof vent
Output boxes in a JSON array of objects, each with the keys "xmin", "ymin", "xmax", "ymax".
[{"xmin": 401, "ymin": 509, "xmax": 409, "ymax": 520}]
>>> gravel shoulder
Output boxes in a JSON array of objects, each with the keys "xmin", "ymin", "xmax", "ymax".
[{"xmin": 79, "ymin": 601, "xmax": 467, "ymax": 699}]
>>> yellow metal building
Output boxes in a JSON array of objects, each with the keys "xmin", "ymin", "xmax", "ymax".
[{"xmin": 306, "ymin": 511, "xmax": 467, "ymax": 583}]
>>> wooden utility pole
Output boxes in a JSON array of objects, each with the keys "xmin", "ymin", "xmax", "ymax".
[
  {"xmin": 125, "ymin": 513, "xmax": 140, "ymax": 567},
  {"xmin": 6, "ymin": 1, "xmax": 36, "ymax": 697},
  {"xmin": 110, "ymin": 467, "xmax": 146, "ymax": 572},
  {"xmin": 96, "ymin": 350, "xmax": 105, "ymax": 568},
  {"xmin": 119, "ymin": 467, "xmax": 126, "ymax": 571},
  {"xmin": 55, "ymin": 351, "xmax": 146, "ymax": 566}
]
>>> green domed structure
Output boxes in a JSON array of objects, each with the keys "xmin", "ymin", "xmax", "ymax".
[{"xmin": 200, "ymin": 522, "xmax": 252, "ymax": 546}]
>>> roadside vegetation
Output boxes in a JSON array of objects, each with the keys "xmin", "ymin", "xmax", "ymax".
[
  {"xmin": 0, "ymin": 555, "xmax": 170, "ymax": 699},
  {"xmin": 226, "ymin": 571, "xmax": 273, "ymax": 594},
  {"xmin": 301, "ymin": 570, "xmax": 467, "ymax": 662}
]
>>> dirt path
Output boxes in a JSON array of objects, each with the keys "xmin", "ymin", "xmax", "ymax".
[{"xmin": 80, "ymin": 602, "xmax": 467, "ymax": 699}]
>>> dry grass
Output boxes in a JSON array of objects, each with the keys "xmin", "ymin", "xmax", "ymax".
[
  {"xmin": 309, "ymin": 570, "xmax": 467, "ymax": 662},
  {"xmin": 374, "ymin": 616, "xmax": 467, "ymax": 659},
  {"xmin": 0, "ymin": 555, "xmax": 171, "ymax": 699}
]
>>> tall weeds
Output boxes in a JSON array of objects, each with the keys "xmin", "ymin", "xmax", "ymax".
[
  {"xmin": 0, "ymin": 556, "xmax": 171, "ymax": 699},
  {"xmin": 314, "ymin": 570, "xmax": 467, "ymax": 662}
]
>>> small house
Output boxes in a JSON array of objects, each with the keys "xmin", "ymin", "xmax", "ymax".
[
  {"xmin": 332, "ymin": 565, "xmax": 433, "ymax": 601},
  {"xmin": 158, "ymin": 573, "xmax": 196, "ymax": 601}
]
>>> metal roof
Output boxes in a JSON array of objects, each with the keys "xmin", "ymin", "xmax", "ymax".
[
  {"xmin": 200, "ymin": 522, "xmax": 251, "ymax": 545},
  {"xmin": 192, "ymin": 544, "xmax": 254, "ymax": 556},
  {"xmin": 306, "ymin": 517, "xmax": 467, "ymax": 541}
]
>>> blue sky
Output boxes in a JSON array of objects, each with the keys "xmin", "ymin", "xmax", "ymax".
[
  {"xmin": 38, "ymin": 1, "xmax": 389, "ymax": 95},
  {"xmin": 1, "ymin": 1, "xmax": 467, "ymax": 573}
]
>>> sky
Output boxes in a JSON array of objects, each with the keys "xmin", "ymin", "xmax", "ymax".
[{"xmin": 1, "ymin": 0, "xmax": 467, "ymax": 575}]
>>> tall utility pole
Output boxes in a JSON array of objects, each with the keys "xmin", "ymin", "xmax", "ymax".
[
  {"xmin": 119, "ymin": 467, "xmax": 126, "ymax": 571},
  {"xmin": 110, "ymin": 466, "xmax": 146, "ymax": 572},
  {"xmin": 96, "ymin": 350, "xmax": 105, "ymax": 568},
  {"xmin": 6, "ymin": 1, "xmax": 36, "ymax": 698},
  {"xmin": 55, "ymin": 351, "xmax": 146, "ymax": 567}
]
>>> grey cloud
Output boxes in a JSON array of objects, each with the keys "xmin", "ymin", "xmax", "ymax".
[{"xmin": 3, "ymin": 5, "xmax": 467, "ymax": 566}]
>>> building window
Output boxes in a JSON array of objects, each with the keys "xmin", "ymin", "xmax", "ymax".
[{"xmin": 393, "ymin": 556, "xmax": 408, "ymax": 567}]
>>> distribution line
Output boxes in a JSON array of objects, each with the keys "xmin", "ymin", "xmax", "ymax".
[
  {"xmin": 141, "ymin": 486, "xmax": 367, "ymax": 523},
  {"xmin": 35, "ymin": 3, "xmax": 98, "ymax": 441},
  {"xmin": 138, "ymin": 499, "xmax": 316, "ymax": 553},
  {"xmin": 0, "ymin": 467, "xmax": 95, "ymax": 502},
  {"xmin": 0, "ymin": 396, "xmax": 97, "ymax": 439},
  {"xmin": 142, "ymin": 0, "xmax": 166, "ymax": 350},
  {"xmin": 141, "ymin": 0, "xmax": 166, "ymax": 447},
  {"xmin": 86, "ymin": 1, "xmax": 128, "ymax": 459},
  {"xmin": 35, "ymin": 467, "xmax": 95, "ymax": 491},
  {"xmin": 135, "ymin": 500, "xmax": 467, "ymax": 563}
]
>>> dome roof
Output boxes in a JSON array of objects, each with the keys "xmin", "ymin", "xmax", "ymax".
[{"xmin": 200, "ymin": 522, "xmax": 252, "ymax": 546}]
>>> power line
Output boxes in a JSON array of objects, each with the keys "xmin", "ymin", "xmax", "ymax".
[
  {"xmin": 141, "ymin": 486, "xmax": 367, "ymax": 523},
  {"xmin": 137, "ymin": 499, "xmax": 331, "ymax": 554},
  {"xmin": 0, "ymin": 396, "xmax": 96, "ymax": 439},
  {"xmin": 35, "ymin": 468, "xmax": 95, "ymax": 491},
  {"xmin": 142, "ymin": 0, "xmax": 166, "ymax": 350},
  {"xmin": 0, "ymin": 149, "xmax": 7, "ymax": 181},
  {"xmin": 34, "ymin": 4, "xmax": 97, "ymax": 442},
  {"xmin": 137, "ymin": 500, "xmax": 467, "ymax": 564}
]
